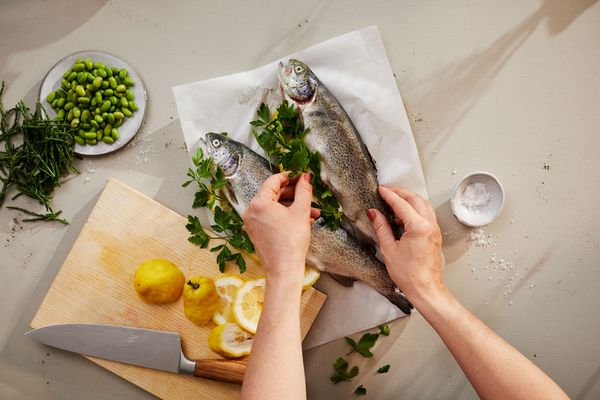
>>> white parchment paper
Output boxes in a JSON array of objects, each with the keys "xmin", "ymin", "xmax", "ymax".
[{"xmin": 173, "ymin": 26, "xmax": 427, "ymax": 349}]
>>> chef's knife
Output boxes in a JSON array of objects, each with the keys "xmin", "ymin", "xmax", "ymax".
[{"xmin": 25, "ymin": 323, "xmax": 247, "ymax": 384}]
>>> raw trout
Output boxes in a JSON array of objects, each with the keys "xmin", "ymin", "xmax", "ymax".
[
  {"xmin": 277, "ymin": 59, "xmax": 394, "ymax": 248},
  {"xmin": 205, "ymin": 133, "xmax": 412, "ymax": 314}
]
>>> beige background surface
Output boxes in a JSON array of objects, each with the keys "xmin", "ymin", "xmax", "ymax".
[{"xmin": 1, "ymin": 1, "xmax": 599, "ymax": 399}]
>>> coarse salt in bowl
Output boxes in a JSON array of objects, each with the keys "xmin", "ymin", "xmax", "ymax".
[{"xmin": 450, "ymin": 171, "xmax": 505, "ymax": 227}]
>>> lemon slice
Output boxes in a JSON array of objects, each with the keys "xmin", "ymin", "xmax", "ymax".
[
  {"xmin": 212, "ymin": 275, "xmax": 244, "ymax": 325},
  {"xmin": 232, "ymin": 278, "xmax": 265, "ymax": 334},
  {"xmin": 303, "ymin": 266, "xmax": 320, "ymax": 289},
  {"xmin": 208, "ymin": 323, "xmax": 253, "ymax": 358}
]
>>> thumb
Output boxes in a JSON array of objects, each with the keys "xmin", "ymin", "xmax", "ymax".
[
  {"xmin": 291, "ymin": 173, "xmax": 313, "ymax": 214},
  {"xmin": 367, "ymin": 209, "xmax": 395, "ymax": 249}
]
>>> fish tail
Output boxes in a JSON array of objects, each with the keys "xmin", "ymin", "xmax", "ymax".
[{"xmin": 386, "ymin": 290, "xmax": 413, "ymax": 315}]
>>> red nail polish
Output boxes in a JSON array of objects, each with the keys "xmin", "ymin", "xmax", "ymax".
[
  {"xmin": 304, "ymin": 173, "xmax": 311, "ymax": 182},
  {"xmin": 367, "ymin": 209, "xmax": 376, "ymax": 221}
]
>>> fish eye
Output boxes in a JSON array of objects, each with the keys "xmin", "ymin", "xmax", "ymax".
[
  {"xmin": 212, "ymin": 139, "xmax": 221, "ymax": 148},
  {"xmin": 294, "ymin": 65, "xmax": 304, "ymax": 74}
]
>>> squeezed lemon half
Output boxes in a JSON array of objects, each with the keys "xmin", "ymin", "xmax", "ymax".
[
  {"xmin": 212, "ymin": 275, "xmax": 245, "ymax": 325},
  {"xmin": 208, "ymin": 323, "xmax": 253, "ymax": 358}
]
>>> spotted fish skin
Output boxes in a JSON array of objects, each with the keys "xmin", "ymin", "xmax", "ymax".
[
  {"xmin": 205, "ymin": 133, "xmax": 412, "ymax": 314},
  {"xmin": 277, "ymin": 59, "xmax": 393, "ymax": 248}
]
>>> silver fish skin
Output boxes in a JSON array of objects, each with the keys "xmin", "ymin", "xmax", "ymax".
[
  {"xmin": 277, "ymin": 59, "xmax": 392, "ymax": 248},
  {"xmin": 205, "ymin": 133, "xmax": 412, "ymax": 314}
]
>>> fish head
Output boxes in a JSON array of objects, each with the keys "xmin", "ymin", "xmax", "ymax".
[
  {"xmin": 205, "ymin": 132, "xmax": 242, "ymax": 178},
  {"xmin": 277, "ymin": 59, "xmax": 315, "ymax": 103}
]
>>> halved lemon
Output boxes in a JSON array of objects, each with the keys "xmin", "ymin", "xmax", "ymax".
[
  {"xmin": 208, "ymin": 323, "xmax": 253, "ymax": 358},
  {"xmin": 232, "ymin": 278, "xmax": 265, "ymax": 334},
  {"xmin": 303, "ymin": 266, "xmax": 320, "ymax": 289},
  {"xmin": 212, "ymin": 275, "xmax": 244, "ymax": 325}
]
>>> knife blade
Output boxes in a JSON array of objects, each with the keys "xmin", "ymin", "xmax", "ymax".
[{"xmin": 25, "ymin": 323, "xmax": 247, "ymax": 384}]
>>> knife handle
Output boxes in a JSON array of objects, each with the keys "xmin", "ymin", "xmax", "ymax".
[{"xmin": 194, "ymin": 358, "xmax": 248, "ymax": 384}]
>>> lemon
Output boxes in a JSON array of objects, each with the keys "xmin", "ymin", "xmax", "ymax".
[
  {"xmin": 183, "ymin": 277, "xmax": 220, "ymax": 325},
  {"xmin": 303, "ymin": 266, "xmax": 320, "ymax": 289},
  {"xmin": 232, "ymin": 278, "xmax": 265, "ymax": 334},
  {"xmin": 133, "ymin": 259, "xmax": 185, "ymax": 304},
  {"xmin": 208, "ymin": 323, "xmax": 253, "ymax": 358},
  {"xmin": 212, "ymin": 275, "xmax": 245, "ymax": 325}
]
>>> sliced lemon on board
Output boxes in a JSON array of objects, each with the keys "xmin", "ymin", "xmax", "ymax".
[
  {"xmin": 208, "ymin": 323, "xmax": 253, "ymax": 358},
  {"xmin": 212, "ymin": 275, "xmax": 245, "ymax": 325},
  {"xmin": 303, "ymin": 266, "xmax": 320, "ymax": 289},
  {"xmin": 232, "ymin": 278, "xmax": 265, "ymax": 334}
]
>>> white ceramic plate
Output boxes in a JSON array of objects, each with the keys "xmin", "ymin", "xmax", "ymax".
[{"xmin": 38, "ymin": 50, "xmax": 147, "ymax": 156}]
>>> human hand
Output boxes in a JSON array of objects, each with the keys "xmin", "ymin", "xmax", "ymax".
[
  {"xmin": 242, "ymin": 172, "xmax": 319, "ymax": 286},
  {"xmin": 367, "ymin": 186, "xmax": 444, "ymax": 304}
]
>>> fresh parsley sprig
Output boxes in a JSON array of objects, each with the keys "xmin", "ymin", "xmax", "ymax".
[
  {"xmin": 183, "ymin": 147, "xmax": 254, "ymax": 273},
  {"xmin": 354, "ymin": 385, "xmax": 367, "ymax": 396},
  {"xmin": 377, "ymin": 364, "xmax": 390, "ymax": 374},
  {"xmin": 251, "ymin": 102, "xmax": 343, "ymax": 230},
  {"xmin": 330, "ymin": 357, "xmax": 359, "ymax": 384}
]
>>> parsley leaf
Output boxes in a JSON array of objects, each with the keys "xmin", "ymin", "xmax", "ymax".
[
  {"xmin": 345, "ymin": 333, "xmax": 379, "ymax": 358},
  {"xmin": 354, "ymin": 385, "xmax": 367, "ymax": 396},
  {"xmin": 377, "ymin": 364, "xmax": 390, "ymax": 374},
  {"xmin": 252, "ymin": 102, "xmax": 343, "ymax": 229},
  {"xmin": 379, "ymin": 325, "xmax": 390, "ymax": 336},
  {"xmin": 330, "ymin": 357, "xmax": 359, "ymax": 384}
]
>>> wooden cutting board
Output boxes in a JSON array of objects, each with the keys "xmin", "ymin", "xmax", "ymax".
[{"xmin": 31, "ymin": 178, "xmax": 326, "ymax": 399}]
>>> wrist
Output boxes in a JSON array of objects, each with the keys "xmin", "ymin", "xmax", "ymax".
[{"xmin": 264, "ymin": 262, "xmax": 305, "ymax": 290}]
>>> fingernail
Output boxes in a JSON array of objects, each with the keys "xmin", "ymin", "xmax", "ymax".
[
  {"xmin": 367, "ymin": 209, "xmax": 376, "ymax": 221},
  {"xmin": 304, "ymin": 173, "xmax": 311, "ymax": 182}
]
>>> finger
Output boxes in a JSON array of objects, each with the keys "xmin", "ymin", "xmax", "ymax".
[
  {"xmin": 378, "ymin": 186, "xmax": 420, "ymax": 227},
  {"xmin": 291, "ymin": 173, "xmax": 313, "ymax": 214},
  {"xmin": 382, "ymin": 186, "xmax": 433, "ymax": 219},
  {"xmin": 310, "ymin": 207, "xmax": 321, "ymax": 219},
  {"xmin": 258, "ymin": 172, "xmax": 291, "ymax": 202},
  {"xmin": 367, "ymin": 208, "xmax": 395, "ymax": 248}
]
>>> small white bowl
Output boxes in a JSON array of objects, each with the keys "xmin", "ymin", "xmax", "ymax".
[{"xmin": 450, "ymin": 171, "xmax": 505, "ymax": 227}]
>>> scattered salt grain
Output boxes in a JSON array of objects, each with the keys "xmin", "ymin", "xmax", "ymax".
[{"xmin": 468, "ymin": 229, "xmax": 492, "ymax": 247}]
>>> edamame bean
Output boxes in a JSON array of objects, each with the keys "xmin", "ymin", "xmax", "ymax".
[
  {"xmin": 125, "ymin": 90, "xmax": 134, "ymax": 101},
  {"xmin": 70, "ymin": 118, "xmax": 79, "ymax": 128},
  {"xmin": 104, "ymin": 124, "xmax": 112, "ymax": 135},
  {"xmin": 100, "ymin": 100, "xmax": 111, "ymax": 112},
  {"xmin": 67, "ymin": 109, "xmax": 74, "ymax": 121},
  {"xmin": 83, "ymin": 131, "xmax": 97, "ymax": 140},
  {"xmin": 73, "ymin": 63, "xmax": 85, "ymax": 72},
  {"xmin": 74, "ymin": 135, "xmax": 85, "ymax": 145},
  {"xmin": 118, "ymin": 68, "xmax": 127, "ymax": 80},
  {"xmin": 107, "ymin": 113, "xmax": 115, "ymax": 124},
  {"xmin": 113, "ymin": 111, "xmax": 124, "ymax": 120},
  {"xmin": 84, "ymin": 58, "xmax": 93, "ymax": 71},
  {"xmin": 93, "ymin": 77, "xmax": 102, "ymax": 88},
  {"xmin": 111, "ymin": 128, "xmax": 119, "ymax": 140},
  {"xmin": 109, "ymin": 96, "xmax": 118, "ymax": 105},
  {"xmin": 129, "ymin": 101, "xmax": 138, "ymax": 111},
  {"xmin": 98, "ymin": 68, "xmax": 107, "ymax": 78},
  {"xmin": 68, "ymin": 71, "xmax": 77, "ymax": 81},
  {"xmin": 56, "ymin": 98, "xmax": 66, "ymax": 108},
  {"xmin": 104, "ymin": 88, "xmax": 114, "ymax": 96},
  {"xmin": 96, "ymin": 131, "xmax": 103, "ymax": 141},
  {"xmin": 86, "ymin": 139, "xmax": 97, "ymax": 145},
  {"xmin": 75, "ymin": 85, "xmax": 86, "ymax": 97},
  {"xmin": 93, "ymin": 62, "xmax": 105, "ymax": 69},
  {"xmin": 94, "ymin": 115, "xmax": 104, "ymax": 124},
  {"xmin": 64, "ymin": 102, "xmax": 74, "ymax": 111},
  {"xmin": 95, "ymin": 92, "xmax": 103, "ymax": 103},
  {"xmin": 90, "ymin": 120, "xmax": 99, "ymax": 129},
  {"xmin": 120, "ymin": 97, "xmax": 129, "ymax": 108},
  {"xmin": 114, "ymin": 119, "xmax": 122, "ymax": 128},
  {"xmin": 123, "ymin": 77, "xmax": 135, "ymax": 87},
  {"xmin": 46, "ymin": 92, "xmax": 56, "ymax": 103},
  {"xmin": 73, "ymin": 108, "xmax": 81, "ymax": 118},
  {"xmin": 102, "ymin": 136, "xmax": 114, "ymax": 144},
  {"xmin": 81, "ymin": 109, "xmax": 90, "ymax": 122},
  {"xmin": 108, "ymin": 77, "xmax": 117, "ymax": 89},
  {"xmin": 116, "ymin": 84, "xmax": 127, "ymax": 93},
  {"xmin": 122, "ymin": 108, "xmax": 132, "ymax": 118},
  {"xmin": 56, "ymin": 109, "xmax": 65, "ymax": 121},
  {"xmin": 77, "ymin": 72, "xmax": 88, "ymax": 84},
  {"xmin": 77, "ymin": 96, "xmax": 90, "ymax": 104}
]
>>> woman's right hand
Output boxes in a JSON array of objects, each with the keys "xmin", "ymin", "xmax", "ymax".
[{"xmin": 367, "ymin": 186, "xmax": 445, "ymax": 304}]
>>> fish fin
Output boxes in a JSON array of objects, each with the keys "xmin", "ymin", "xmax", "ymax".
[
  {"xmin": 224, "ymin": 183, "xmax": 239, "ymax": 206},
  {"xmin": 328, "ymin": 273, "xmax": 356, "ymax": 287},
  {"xmin": 386, "ymin": 290, "xmax": 413, "ymax": 314}
]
